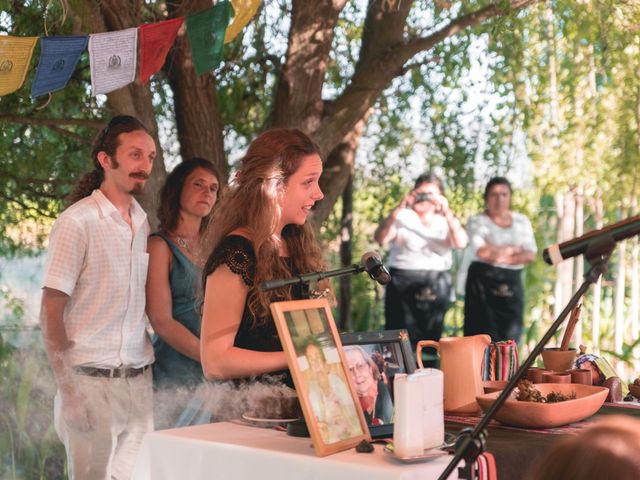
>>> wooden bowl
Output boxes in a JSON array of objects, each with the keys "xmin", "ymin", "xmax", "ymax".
[
  {"xmin": 476, "ymin": 383, "xmax": 608, "ymax": 429},
  {"xmin": 541, "ymin": 348, "xmax": 577, "ymax": 372},
  {"xmin": 483, "ymin": 380, "xmax": 508, "ymax": 393}
]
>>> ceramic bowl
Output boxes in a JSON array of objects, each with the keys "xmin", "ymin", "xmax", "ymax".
[
  {"xmin": 483, "ymin": 380, "xmax": 508, "ymax": 393},
  {"xmin": 541, "ymin": 347, "xmax": 577, "ymax": 372},
  {"xmin": 476, "ymin": 383, "xmax": 608, "ymax": 428}
]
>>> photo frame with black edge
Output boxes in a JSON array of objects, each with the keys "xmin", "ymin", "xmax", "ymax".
[
  {"xmin": 340, "ymin": 329, "xmax": 417, "ymax": 439},
  {"xmin": 270, "ymin": 298, "xmax": 371, "ymax": 457}
]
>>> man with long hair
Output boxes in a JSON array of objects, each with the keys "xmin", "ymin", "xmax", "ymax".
[{"xmin": 40, "ymin": 115, "xmax": 157, "ymax": 479}]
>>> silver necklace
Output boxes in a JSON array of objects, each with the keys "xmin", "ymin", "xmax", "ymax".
[{"xmin": 173, "ymin": 235, "xmax": 205, "ymax": 266}]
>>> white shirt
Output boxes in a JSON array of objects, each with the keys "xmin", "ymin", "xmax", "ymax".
[
  {"xmin": 467, "ymin": 212, "xmax": 537, "ymax": 270},
  {"xmin": 387, "ymin": 208, "xmax": 453, "ymax": 271},
  {"xmin": 42, "ymin": 189, "xmax": 153, "ymax": 368}
]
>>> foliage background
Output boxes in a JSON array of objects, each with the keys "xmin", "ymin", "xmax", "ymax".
[{"xmin": 2, "ymin": 0, "xmax": 640, "ymax": 478}]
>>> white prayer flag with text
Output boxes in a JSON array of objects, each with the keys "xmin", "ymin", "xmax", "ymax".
[{"xmin": 89, "ymin": 28, "xmax": 138, "ymax": 96}]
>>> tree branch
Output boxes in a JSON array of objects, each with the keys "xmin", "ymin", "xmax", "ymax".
[
  {"xmin": 0, "ymin": 191, "xmax": 58, "ymax": 219},
  {"xmin": 399, "ymin": 56, "xmax": 441, "ymax": 75},
  {"xmin": 0, "ymin": 114, "xmax": 105, "ymax": 130},
  {"xmin": 314, "ymin": 0, "xmax": 542, "ymax": 154},
  {"xmin": 0, "ymin": 168, "xmax": 70, "ymax": 193},
  {"xmin": 0, "ymin": 115, "xmax": 103, "ymax": 145},
  {"xmin": 402, "ymin": 0, "xmax": 539, "ymax": 58}
]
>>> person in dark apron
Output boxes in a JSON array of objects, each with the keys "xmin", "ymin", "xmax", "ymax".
[
  {"xmin": 374, "ymin": 172, "xmax": 468, "ymax": 351},
  {"xmin": 462, "ymin": 177, "xmax": 536, "ymax": 343}
]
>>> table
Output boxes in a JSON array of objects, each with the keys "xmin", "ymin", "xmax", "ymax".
[
  {"xmin": 444, "ymin": 402, "xmax": 640, "ymax": 478},
  {"xmin": 133, "ymin": 404, "xmax": 640, "ymax": 480},
  {"xmin": 132, "ymin": 422, "xmax": 458, "ymax": 480}
]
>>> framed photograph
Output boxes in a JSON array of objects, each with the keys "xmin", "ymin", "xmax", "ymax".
[
  {"xmin": 270, "ymin": 298, "xmax": 371, "ymax": 456},
  {"xmin": 340, "ymin": 329, "xmax": 417, "ymax": 439}
]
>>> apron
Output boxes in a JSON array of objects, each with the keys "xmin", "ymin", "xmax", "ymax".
[
  {"xmin": 384, "ymin": 268, "xmax": 452, "ymax": 347},
  {"xmin": 463, "ymin": 261, "xmax": 524, "ymax": 343}
]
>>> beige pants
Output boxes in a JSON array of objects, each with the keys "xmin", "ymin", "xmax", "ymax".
[{"xmin": 54, "ymin": 369, "xmax": 153, "ymax": 480}]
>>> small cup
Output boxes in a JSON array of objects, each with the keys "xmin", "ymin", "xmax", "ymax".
[
  {"xmin": 569, "ymin": 368, "xmax": 592, "ymax": 385},
  {"xmin": 541, "ymin": 347, "xmax": 577, "ymax": 372},
  {"xmin": 527, "ymin": 367, "xmax": 550, "ymax": 384},
  {"xmin": 542, "ymin": 371, "xmax": 572, "ymax": 384}
]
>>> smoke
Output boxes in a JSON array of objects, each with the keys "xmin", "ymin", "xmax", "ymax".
[
  {"xmin": 153, "ymin": 375, "xmax": 300, "ymax": 428},
  {"xmin": 2, "ymin": 332, "xmax": 66, "ymax": 478}
]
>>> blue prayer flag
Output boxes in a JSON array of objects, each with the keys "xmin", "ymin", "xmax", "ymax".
[{"xmin": 31, "ymin": 36, "xmax": 88, "ymax": 98}]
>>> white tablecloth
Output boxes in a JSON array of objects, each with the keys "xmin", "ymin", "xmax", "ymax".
[{"xmin": 132, "ymin": 422, "xmax": 458, "ymax": 480}]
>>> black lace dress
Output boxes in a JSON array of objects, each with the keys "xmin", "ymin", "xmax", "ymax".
[{"xmin": 208, "ymin": 235, "xmax": 307, "ymax": 387}]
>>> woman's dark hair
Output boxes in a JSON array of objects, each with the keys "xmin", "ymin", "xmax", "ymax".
[
  {"xmin": 157, "ymin": 158, "xmax": 221, "ymax": 235},
  {"xmin": 414, "ymin": 171, "xmax": 444, "ymax": 194},
  {"xmin": 66, "ymin": 115, "xmax": 152, "ymax": 205},
  {"xmin": 483, "ymin": 176, "xmax": 512, "ymax": 201}
]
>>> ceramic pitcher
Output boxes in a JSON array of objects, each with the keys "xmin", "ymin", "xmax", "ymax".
[{"xmin": 416, "ymin": 335, "xmax": 491, "ymax": 415}]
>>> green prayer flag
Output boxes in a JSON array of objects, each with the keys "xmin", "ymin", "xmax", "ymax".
[{"xmin": 186, "ymin": 1, "xmax": 233, "ymax": 75}]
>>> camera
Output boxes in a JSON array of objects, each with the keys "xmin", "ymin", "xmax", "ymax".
[{"xmin": 414, "ymin": 192, "xmax": 433, "ymax": 204}]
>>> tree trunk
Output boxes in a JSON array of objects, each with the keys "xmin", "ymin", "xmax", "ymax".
[
  {"xmin": 554, "ymin": 191, "xmax": 575, "ymax": 330},
  {"xmin": 338, "ymin": 173, "xmax": 354, "ymax": 331},
  {"xmin": 613, "ymin": 206, "xmax": 627, "ymax": 354},
  {"xmin": 270, "ymin": 0, "xmax": 346, "ymax": 133},
  {"xmin": 314, "ymin": 115, "xmax": 369, "ymax": 225},
  {"xmin": 591, "ymin": 195, "xmax": 604, "ymax": 350},
  {"xmin": 630, "ymin": 197, "xmax": 639, "ymax": 343},
  {"xmin": 544, "ymin": 0, "xmax": 559, "ymax": 139},
  {"xmin": 631, "ymin": 81, "xmax": 640, "ymax": 369},
  {"xmin": 164, "ymin": 0, "xmax": 227, "ymax": 180},
  {"xmin": 573, "ymin": 188, "xmax": 584, "ymax": 344}
]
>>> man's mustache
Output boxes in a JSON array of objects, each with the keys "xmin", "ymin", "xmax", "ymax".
[{"xmin": 130, "ymin": 172, "xmax": 150, "ymax": 180}]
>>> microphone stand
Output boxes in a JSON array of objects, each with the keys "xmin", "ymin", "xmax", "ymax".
[
  {"xmin": 260, "ymin": 264, "xmax": 366, "ymax": 292},
  {"xmin": 438, "ymin": 237, "xmax": 616, "ymax": 480}
]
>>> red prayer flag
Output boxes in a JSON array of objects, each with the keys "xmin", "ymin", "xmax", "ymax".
[{"xmin": 138, "ymin": 17, "xmax": 184, "ymax": 84}]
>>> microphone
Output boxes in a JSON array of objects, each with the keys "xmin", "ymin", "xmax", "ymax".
[
  {"xmin": 542, "ymin": 215, "xmax": 640, "ymax": 265},
  {"xmin": 361, "ymin": 251, "xmax": 392, "ymax": 285},
  {"xmin": 259, "ymin": 252, "xmax": 392, "ymax": 291}
]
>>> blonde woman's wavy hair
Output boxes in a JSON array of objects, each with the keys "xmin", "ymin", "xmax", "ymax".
[{"xmin": 202, "ymin": 128, "xmax": 326, "ymax": 322}]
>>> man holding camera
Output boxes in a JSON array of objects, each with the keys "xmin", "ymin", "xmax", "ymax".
[{"xmin": 374, "ymin": 172, "xmax": 467, "ymax": 351}]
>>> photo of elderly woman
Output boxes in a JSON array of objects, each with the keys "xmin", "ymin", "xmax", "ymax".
[
  {"xmin": 343, "ymin": 345, "xmax": 395, "ymax": 426},
  {"xmin": 339, "ymin": 329, "xmax": 417, "ymax": 437}
]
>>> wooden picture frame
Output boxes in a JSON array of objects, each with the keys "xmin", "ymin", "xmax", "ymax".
[
  {"xmin": 340, "ymin": 329, "xmax": 417, "ymax": 439},
  {"xmin": 270, "ymin": 298, "xmax": 371, "ymax": 456}
]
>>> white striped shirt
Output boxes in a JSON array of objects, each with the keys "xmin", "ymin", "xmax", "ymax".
[{"xmin": 42, "ymin": 189, "xmax": 153, "ymax": 368}]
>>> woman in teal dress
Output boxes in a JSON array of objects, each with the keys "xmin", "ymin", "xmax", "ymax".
[{"xmin": 146, "ymin": 158, "xmax": 220, "ymax": 428}]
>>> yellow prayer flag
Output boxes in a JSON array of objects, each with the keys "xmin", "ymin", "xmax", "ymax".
[
  {"xmin": 0, "ymin": 36, "xmax": 38, "ymax": 96},
  {"xmin": 224, "ymin": 0, "xmax": 261, "ymax": 44}
]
